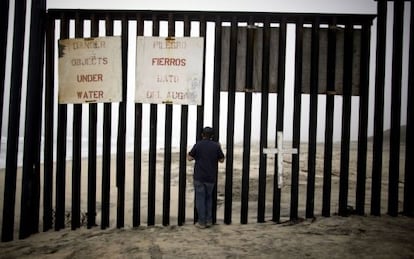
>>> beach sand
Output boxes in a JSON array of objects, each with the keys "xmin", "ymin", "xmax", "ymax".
[{"xmin": 1, "ymin": 140, "xmax": 413, "ymax": 258}]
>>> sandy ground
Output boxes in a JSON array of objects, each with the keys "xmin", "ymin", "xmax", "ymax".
[
  {"xmin": 1, "ymin": 140, "xmax": 413, "ymax": 258},
  {"xmin": 1, "ymin": 215, "xmax": 414, "ymax": 258}
]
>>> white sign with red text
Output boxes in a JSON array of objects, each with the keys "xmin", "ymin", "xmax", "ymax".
[
  {"xmin": 58, "ymin": 36, "xmax": 122, "ymax": 104},
  {"xmin": 135, "ymin": 36, "xmax": 204, "ymax": 105}
]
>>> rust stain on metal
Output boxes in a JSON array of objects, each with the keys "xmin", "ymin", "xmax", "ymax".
[{"xmin": 58, "ymin": 42, "xmax": 66, "ymax": 58}]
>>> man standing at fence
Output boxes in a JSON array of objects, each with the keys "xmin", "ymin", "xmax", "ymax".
[{"xmin": 188, "ymin": 127, "xmax": 225, "ymax": 228}]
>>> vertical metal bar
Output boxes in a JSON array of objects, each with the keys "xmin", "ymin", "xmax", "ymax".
[
  {"xmin": 338, "ymin": 21, "xmax": 353, "ymax": 216},
  {"xmin": 196, "ymin": 16, "xmax": 206, "ymax": 140},
  {"xmin": 241, "ymin": 95, "xmax": 252, "ymax": 223},
  {"xmin": 133, "ymin": 14, "xmax": 144, "ymax": 228},
  {"xmin": 322, "ymin": 19, "xmax": 337, "ymax": 217},
  {"xmin": 19, "ymin": 0, "xmax": 46, "ymax": 239},
  {"xmin": 178, "ymin": 15, "xmax": 190, "ymax": 226},
  {"xmin": 258, "ymin": 18, "xmax": 271, "ymax": 223},
  {"xmin": 404, "ymin": 0, "xmax": 414, "ymax": 217},
  {"xmin": 211, "ymin": 17, "xmax": 222, "ymax": 224},
  {"xmin": 306, "ymin": 17, "xmax": 320, "ymax": 219},
  {"xmin": 0, "ymin": 0, "xmax": 10, "ymax": 150},
  {"xmin": 43, "ymin": 15, "xmax": 55, "ymax": 232},
  {"xmin": 178, "ymin": 110, "xmax": 188, "ymax": 225},
  {"xmin": 290, "ymin": 18, "xmax": 303, "ymax": 221},
  {"xmin": 241, "ymin": 17, "xmax": 254, "ymax": 225},
  {"xmin": 178, "ymin": 105, "xmax": 188, "ymax": 221},
  {"xmin": 116, "ymin": 15, "xmax": 128, "ymax": 229},
  {"xmin": 147, "ymin": 96, "xmax": 157, "ymax": 226},
  {"xmin": 162, "ymin": 13, "xmax": 175, "ymax": 227},
  {"xmin": 87, "ymin": 14, "xmax": 99, "ymax": 229},
  {"xmin": 371, "ymin": 0, "xmax": 387, "ymax": 216},
  {"xmin": 101, "ymin": 106, "xmax": 111, "ymax": 230},
  {"xmin": 388, "ymin": 0, "xmax": 404, "ymax": 217},
  {"xmin": 1, "ymin": 0, "xmax": 28, "ymax": 241},
  {"xmin": 245, "ymin": 18, "xmax": 255, "ymax": 91},
  {"xmin": 356, "ymin": 22, "xmax": 371, "ymax": 216},
  {"xmin": 101, "ymin": 16, "xmax": 113, "ymax": 229},
  {"xmin": 71, "ymin": 12, "xmax": 83, "ymax": 231},
  {"xmin": 147, "ymin": 14, "xmax": 159, "ymax": 226},
  {"xmin": 224, "ymin": 17, "xmax": 237, "ymax": 225},
  {"xmin": 273, "ymin": 17, "xmax": 287, "ymax": 223},
  {"xmin": 55, "ymin": 15, "xmax": 69, "ymax": 232}
]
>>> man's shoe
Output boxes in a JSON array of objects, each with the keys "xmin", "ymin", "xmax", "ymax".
[{"xmin": 195, "ymin": 223, "xmax": 207, "ymax": 229}]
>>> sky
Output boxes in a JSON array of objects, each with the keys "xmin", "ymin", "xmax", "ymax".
[{"xmin": 47, "ymin": 0, "xmax": 377, "ymax": 14}]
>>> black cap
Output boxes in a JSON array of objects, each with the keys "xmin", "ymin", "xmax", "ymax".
[{"xmin": 202, "ymin": 127, "xmax": 214, "ymax": 139}]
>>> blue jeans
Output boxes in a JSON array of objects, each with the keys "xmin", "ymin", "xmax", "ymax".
[{"xmin": 194, "ymin": 180, "xmax": 215, "ymax": 225}]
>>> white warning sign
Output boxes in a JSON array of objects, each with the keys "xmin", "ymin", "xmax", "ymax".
[
  {"xmin": 136, "ymin": 37, "xmax": 204, "ymax": 105},
  {"xmin": 58, "ymin": 36, "xmax": 122, "ymax": 104}
]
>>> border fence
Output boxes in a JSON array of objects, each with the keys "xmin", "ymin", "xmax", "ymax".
[{"xmin": 0, "ymin": 0, "xmax": 413, "ymax": 242}]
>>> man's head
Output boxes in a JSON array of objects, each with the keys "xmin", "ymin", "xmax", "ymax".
[{"xmin": 202, "ymin": 127, "xmax": 214, "ymax": 140}]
